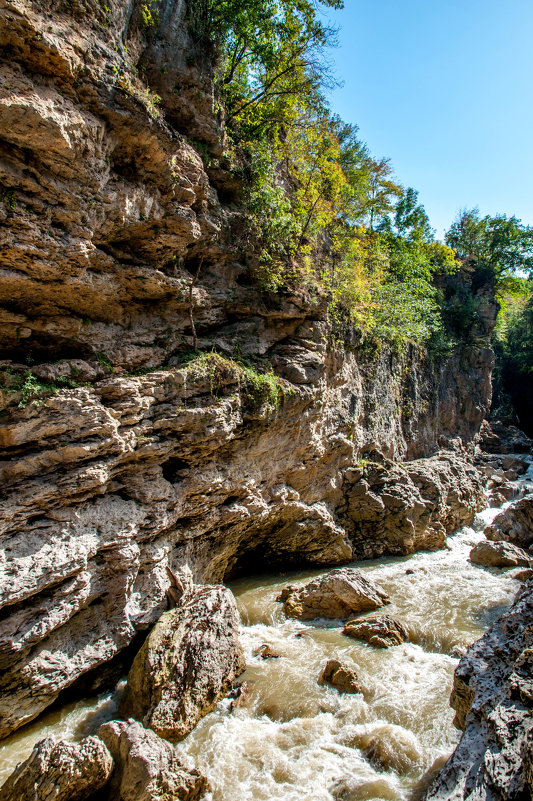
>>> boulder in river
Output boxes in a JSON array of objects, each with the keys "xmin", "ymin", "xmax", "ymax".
[
  {"xmin": 119, "ymin": 582, "xmax": 245, "ymax": 743},
  {"xmin": 253, "ymin": 644, "xmax": 281, "ymax": 659},
  {"xmin": 99, "ymin": 718, "xmax": 209, "ymax": 801},
  {"xmin": 318, "ymin": 659, "xmax": 363, "ymax": 694},
  {"xmin": 500, "ymin": 454, "xmax": 529, "ymax": 473},
  {"xmin": 342, "ymin": 615, "xmax": 409, "ymax": 648},
  {"xmin": 510, "ymin": 568, "xmax": 533, "ymax": 582},
  {"xmin": 0, "ymin": 735, "xmax": 113, "ymax": 801},
  {"xmin": 469, "ymin": 540, "xmax": 531, "ymax": 568},
  {"xmin": 484, "ymin": 495, "xmax": 533, "ymax": 550},
  {"xmin": 282, "ymin": 568, "xmax": 389, "ymax": 620},
  {"xmin": 425, "ymin": 580, "xmax": 533, "ymax": 801}
]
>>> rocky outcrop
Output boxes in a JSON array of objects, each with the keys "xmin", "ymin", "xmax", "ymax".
[
  {"xmin": 0, "ymin": 0, "xmax": 496, "ymax": 738},
  {"xmin": 425, "ymin": 581, "xmax": 533, "ymax": 801},
  {"xmin": 0, "ymin": 735, "xmax": 113, "ymax": 801},
  {"xmin": 119, "ymin": 580, "xmax": 245, "ymax": 742},
  {"xmin": 282, "ymin": 568, "xmax": 389, "ymax": 621},
  {"xmin": 342, "ymin": 615, "xmax": 409, "ymax": 648},
  {"xmin": 478, "ymin": 422, "xmax": 532, "ymax": 454},
  {"xmin": 469, "ymin": 540, "xmax": 531, "ymax": 568},
  {"xmin": 98, "ymin": 718, "xmax": 209, "ymax": 801},
  {"xmin": 345, "ymin": 452, "xmax": 486, "ymax": 558},
  {"xmin": 318, "ymin": 659, "xmax": 363, "ymax": 694},
  {"xmin": 484, "ymin": 495, "xmax": 533, "ymax": 550}
]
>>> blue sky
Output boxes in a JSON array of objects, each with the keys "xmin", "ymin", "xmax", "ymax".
[{"xmin": 323, "ymin": 0, "xmax": 533, "ymax": 239}]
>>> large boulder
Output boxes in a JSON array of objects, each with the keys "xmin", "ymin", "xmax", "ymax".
[
  {"xmin": 484, "ymin": 495, "xmax": 533, "ymax": 550},
  {"xmin": 318, "ymin": 659, "xmax": 363, "ymax": 694},
  {"xmin": 469, "ymin": 540, "xmax": 531, "ymax": 568},
  {"xmin": 0, "ymin": 736, "xmax": 113, "ymax": 801},
  {"xmin": 119, "ymin": 581, "xmax": 245, "ymax": 743},
  {"xmin": 98, "ymin": 719, "xmax": 209, "ymax": 801},
  {"xmin": 425, "ymin": 581, "xmax": 533, "ymax": 801},
  {"xmin": 342, "ymin": 615, "xmax": 409, "ymax": 648},
  {"xmin": 282, "ymin": 568, "xmax": 389, "ymax": 620}
]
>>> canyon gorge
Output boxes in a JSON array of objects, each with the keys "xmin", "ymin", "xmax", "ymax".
[{"xmin": 0, "ymin": 1, "xmax": 531, "ymax": 799}]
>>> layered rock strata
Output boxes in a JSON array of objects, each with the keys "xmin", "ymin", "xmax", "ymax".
[
  {"xmin": 425, "ymin": 581, "xmax": 533, "ymax": 801},
  {"xmin": 0, "ymin": 0, "xmax": 496, "ymax": 738}
]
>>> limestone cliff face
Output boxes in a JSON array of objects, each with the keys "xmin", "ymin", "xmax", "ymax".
[{"xmin": 0, "ymin": 0, "xmax": 494, "ymax": 738}]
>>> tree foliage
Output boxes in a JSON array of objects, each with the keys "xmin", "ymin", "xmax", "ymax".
[
  {"xmin": 445, "ymin": 209, "xmax": 533, "ymax": 285},
  {"xmin": 185, "ymin": 0, "xmax": 493, "ymax": 350}
]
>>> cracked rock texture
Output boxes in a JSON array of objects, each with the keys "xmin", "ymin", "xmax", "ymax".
[
  {"xmin": 0, "ymin": 0, "xmax": 496, "ymax": 738},
  {"xmin": 98, "ymin": 718, "xmax": 210, "ymax": 801},
  {"xmin": 282, "ymin": 568, "xmax": 390, "ymax": 620},
  {"xmin": 342, "ymin": 615, "xmax": 409, "ymax": 648},
  {"xmin": 119, "ymin": 580, "xmax": 245, "ymax": 742},
  {"xmin": 425, "ymin": 581, "xmax": 533, "ymax": 801},
  {"xmin": 469, "ymin": 539, "xmax": 531, "ymax": 569},
  {"xmin": 484, "ymin": 496, "xmax": 533, "ymax": 550},
  {"xmin": 0, "ymin": 735, "xmax": 113, "ymax": 801}
]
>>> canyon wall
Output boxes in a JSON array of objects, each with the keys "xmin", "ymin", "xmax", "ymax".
[{"xmin": 0, "ymin": 0, "xmax": 494, "ymax": 738}]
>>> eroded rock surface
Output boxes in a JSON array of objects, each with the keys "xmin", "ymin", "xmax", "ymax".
[
  {"xmin": 282, "ymin": 568, "xmax": 389, "ymax": 621},
  {"xmin": 345, "ymin": 452, "xmax": 486, "ymax": 558},
  {"xmin": 478, "ymin": 422, "xmax": 532, "ymax": 454},
  {"xmin": 99, "ymin": 718, "xmax": 209, "ymax": 801},
  {"xmin": 119, "ymin": 581, "xmax": 245, "ymax": 742},
  {"xmin": 469, "ymin": 540, "xmax": 531, "ymax": 568},
  {"xmin": 0, "ymin": 735, "xmax": 113, "ymax": 801},
  {"xmin": 343, "ymin": 615, "xmax": 409, "ymax": 648},
  {"xmin": 425, "ymin": 581, "xmax": 533, "ymax": 801},
  {"xmin": 484, "ymin": 495, "xmax": 533, "ymax": 550},
  {"xmin": 318, "ymin": 659, "xmax": 363, "ymax": 694}
]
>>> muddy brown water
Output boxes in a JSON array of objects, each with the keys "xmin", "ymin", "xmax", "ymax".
[{"xmin": 1, "ymin": 464, "xmax": 532, "ymax": 800}]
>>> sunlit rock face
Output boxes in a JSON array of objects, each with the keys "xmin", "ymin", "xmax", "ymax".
[
  {"xmin": 0, "ymin": 0, "xmax": 496, "ymax": 738},
  {"xmin": 425, "ymin": 580, "xmax": 533, "ymax": 801}
]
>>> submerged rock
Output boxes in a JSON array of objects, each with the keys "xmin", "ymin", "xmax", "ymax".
[
  {"xmin": 342, "ymin": 615, "xmax": 409, "ymax": 648},
  {"xmin": 119, "ymin": 582, "xmax": 245, "ymax": 743},
  {"xmin": 318, "ymin": 659, "xmax": 363, "ymax": 694},
  {"xmin": 484, "ymin": 495, "xmax": 533, "ymax": 550},
  {"xmin": 282, "ymin": 568, "xmax": 389, "ymax": 620},
  {"xmin": 98, "ymin": 718, "xmax": 209, "ymax": 801},
  {"xmin": 425, "ymin": 580, "xmax": 533, "ymax": 801},
  {"xmin": 345, "ymin": 723, "xmax": 423, "ymax": 775},
  {"xmin": 469, "ymin": 539, "xmax": 531, "ymax": 568},
  {"xmin": 0, "ymin": 736, "xmax": 112, "ymax": 801}
]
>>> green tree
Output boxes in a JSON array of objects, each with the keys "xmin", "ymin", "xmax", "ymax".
[{"xmin": 445, "ymin": 209, "xmax": 533, "ymax": 284}]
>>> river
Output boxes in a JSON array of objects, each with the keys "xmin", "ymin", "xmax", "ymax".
[{"xmin": 1, "ymin": 463, "xmax": 531, "ymax": 800}]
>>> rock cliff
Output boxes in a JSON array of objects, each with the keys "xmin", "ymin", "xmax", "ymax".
[
  {"xmin": 425, "ymin": 580, "xmax": 533, "ymax": 801},
  {"xmin": 0, "ymin": 0, "xmax": 496, "ymax": 737}
]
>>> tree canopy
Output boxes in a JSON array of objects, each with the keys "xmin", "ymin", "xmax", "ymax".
[{"xmin": 184, "ymin": 0, "xmax": 530, "ymax": 353}]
